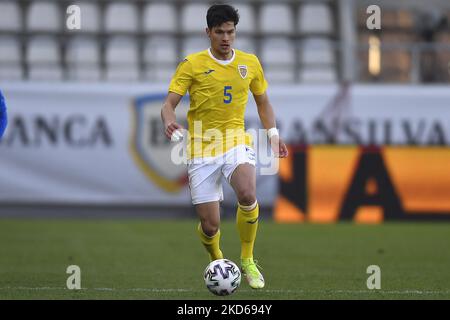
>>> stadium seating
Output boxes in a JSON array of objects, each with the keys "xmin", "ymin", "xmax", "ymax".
[
  {"xmin": 299, "ymin": 38, "xmax": 337, "ymax": 83},
  {"xmin": 0, "ymin": 2, "xmax": 22, "ymax": 31},
  {"xmin": 261, "ymin": 37, "xmax": 295, "ymax": 64},
  {"xmin": 27, "ymin": 1, "xmax": 61, "ymax": 32},
  {"xmin": 261, "ymin": 37, "xmax": 296, "ymax": 82},
  {"xmin": 234, "ymin": 36, "xmax": 256, "ymax": 54},
  {"xmin": 181, "ymin": 4, "xmax": 210, "ymax": 33},
  {"xmin": 381, "ymin": 10, "xmax": 414, "ymax": 29},
  {"xmin": 105, "ymin": 36, "xmax": 139, "ymax": 81},
  {"xmin": 231, "ymin": 4, "xmax": 255, "ymax": 34},
  {"xmin": 144, "ymin": 36, "xmax": 177, "ymax": 82},
  {"xmin": 143, "ymin": 3, "xmax": 177, "ymax": 33},
  {"xmin": 27, "ymin": 36, "xmax": 62, "ymax": 81},
  {"xmin": 298, "ymin": 4, "xmax": 333, "ymax": 34},
  {"xmin": 105, "ymin": 3, "xmax": 138, "ymax": 33},
  {"xmin": 145, "ymin": 67, "xmax": 174, "ymax": 83},
  {"xmin": 260, "ymin": 4, "xmax": 293, "ymax": 34},
  {"xmin": 66, "ymin": 36, "xmax": 101, "ymax": 81},
  {"xmin": 182, "ymin": 36, "xmax": 210, "ymax": 57},
  {"xmin": 75, "ymin": 2, "xmax": 100, "ymax": 33},
  {"xmin": 300, "ymin": 38, "xmax": 335, "ymax": 66},
  {"xmin": 0, "ymin": 37, "xmax": 22, "ymax": 80},
  {"xmin": 0, "ymin": 0, "xmax": 447, "ymax": 84},
  {"xmin": 145, "ymin": 36, "xmax": 178, "ymax": 64},
  {"xmin": 382, "ymin": 50, "xmax": 412, "ymax": 83}
]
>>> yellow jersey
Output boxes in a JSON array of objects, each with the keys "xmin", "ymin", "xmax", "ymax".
[{"xmin": 168, "ymin": 48, "xmax": 268, "ymax": 159}]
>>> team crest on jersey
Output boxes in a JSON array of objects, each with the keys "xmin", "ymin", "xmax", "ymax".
[
  {"xmin": 238, "ymin": 65, "xmax": 248, "ymax": 79},
  {"xmin": 130, "ymin": 94, "xmax": 189, "ymax": 193}
]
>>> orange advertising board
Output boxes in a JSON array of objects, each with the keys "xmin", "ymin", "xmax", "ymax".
[{"xmin": 274, "ymin": 146, "xmax": 450, "ymax": 223}]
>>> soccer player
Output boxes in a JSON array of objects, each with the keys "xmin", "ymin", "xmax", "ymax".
[
  {"xmin": 161, "ymin": 4, "xmax": 288, "ymax": 289},
  {"xmin": 0, "ymin": 91, "xmax": 7, "ymax": 139}
]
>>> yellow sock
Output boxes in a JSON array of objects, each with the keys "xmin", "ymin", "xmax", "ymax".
[
  {"xmin": 197, "ymin": 223, "xmax": 223, "ymax": 261},
  {"xmin": 236, "ymin": 201, "xmax": 259, "ymax": 260}
]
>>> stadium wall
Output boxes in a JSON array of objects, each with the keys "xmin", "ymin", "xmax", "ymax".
[{"xmin": 0, "ymin": 83, "xmax": 449, "ymax": 221}]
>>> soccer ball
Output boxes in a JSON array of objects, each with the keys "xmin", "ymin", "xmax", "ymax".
[{"xmin": 203, "ymin": 259, "xmax": 241, "ymax": 296}]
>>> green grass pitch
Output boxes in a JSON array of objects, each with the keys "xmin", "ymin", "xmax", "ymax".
[{"xmin": 0, "ymin": 219, "xmax": 449, "ymax": 299}]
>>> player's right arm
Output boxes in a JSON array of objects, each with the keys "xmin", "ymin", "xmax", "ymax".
[
  {"xmin": 161, "ymin": 58, "xmax": 193, "ymax": 140},
  {"xmin": 161, "ymin": 92, "xmax": 183, "ymax": 140}
]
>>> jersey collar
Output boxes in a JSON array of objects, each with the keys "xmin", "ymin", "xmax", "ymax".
[{"xmin": 208, "ymin": 48, "xmax": 235, "ymax": 65}]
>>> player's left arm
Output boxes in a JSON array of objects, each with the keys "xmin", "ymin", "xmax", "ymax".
[{"xmin": 253, "ymin": 92, "xmax": 288, "ymax": 158}]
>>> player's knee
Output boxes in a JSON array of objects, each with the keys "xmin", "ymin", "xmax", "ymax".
[
  {"xmin": 203, "ymin": 225, "xmax": 219, "ymax": 237},
  {"xmin": 237, "ymin": 190, "xmax": 256, "ymax": 207},
  {"xmin": 201, "ymin": 221, "xmax": 220, "ymax": 237}
]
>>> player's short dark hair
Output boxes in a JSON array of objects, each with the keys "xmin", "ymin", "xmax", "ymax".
[{"xmin": 206, "ymin": 4, "xmax": 239, "ymax": 29}]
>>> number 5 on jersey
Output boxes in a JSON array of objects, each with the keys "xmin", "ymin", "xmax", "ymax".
[{"xmin": 224, "ymin": 86, "xmax": 232, "ymax": 104}]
